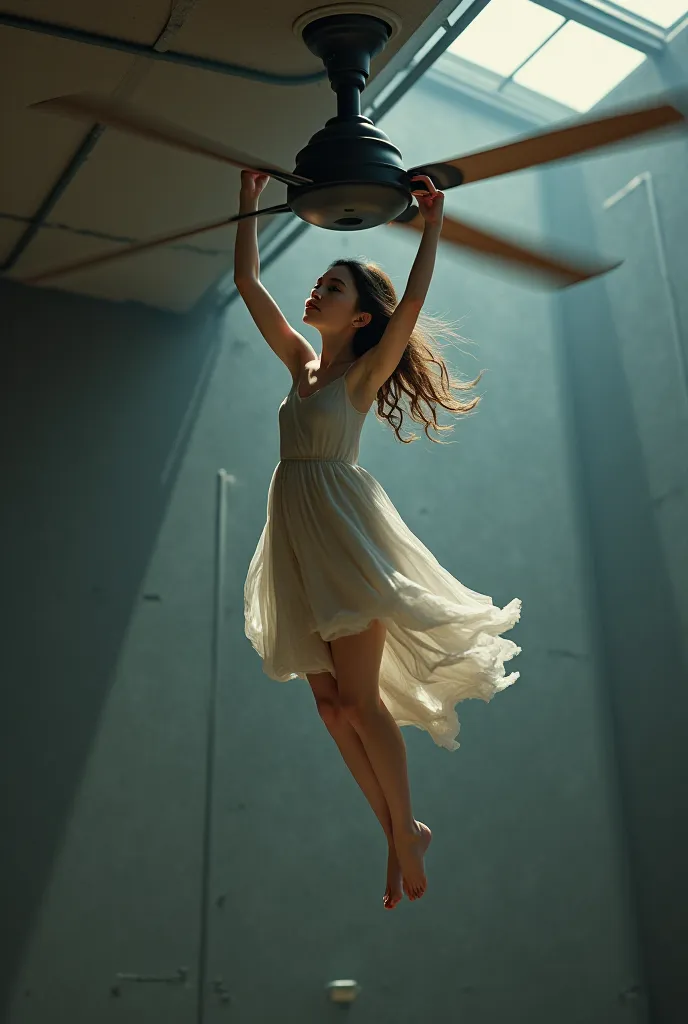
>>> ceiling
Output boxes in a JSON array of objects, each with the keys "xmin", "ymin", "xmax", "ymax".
[{"xmin": 0, "ymin": 0, "xmax": 443, "ymax": 311}]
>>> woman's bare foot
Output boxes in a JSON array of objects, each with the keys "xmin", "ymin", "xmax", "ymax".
[
  {"xmin": 395, "ymin": 821, "xmax": 432, "ymax": 901},
  {"xmin": 383, "ymin": 843, "xmax": 403, "ymax": 910}
]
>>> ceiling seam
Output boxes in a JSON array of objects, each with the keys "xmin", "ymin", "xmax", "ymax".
[{"xmin": 0, "ymin": 210, "xmax": 233, "ymax": 256}]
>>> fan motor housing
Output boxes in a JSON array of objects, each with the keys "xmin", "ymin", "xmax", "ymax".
[
  {"xmin": 287, "ymin": 116, "xmax": 410, "ymax": 229},
  {"xmin": 288, "ymin": 10, "xmax": 411, "ymax": 229}
]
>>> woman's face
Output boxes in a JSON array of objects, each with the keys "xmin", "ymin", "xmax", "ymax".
[{"xmin": 303, "ymin": 265, "xmax": 360, "ymax": 333}]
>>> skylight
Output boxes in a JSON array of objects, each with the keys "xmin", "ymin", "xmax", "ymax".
[
  {"xmin": 448, "ymin": 0, "xmax": 564, "ymax": 76},
  {"xmin": 514, "ymin": 20, "xmax": 646, "ymax": 110},
  {"xmin": 444, "ymin": 0, "xmax": 657, "ymax": 112}
]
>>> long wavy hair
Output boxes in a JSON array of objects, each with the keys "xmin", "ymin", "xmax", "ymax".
[{"xmin": 330, "ymin": 258, "xmax": 484, "ymax": 444}]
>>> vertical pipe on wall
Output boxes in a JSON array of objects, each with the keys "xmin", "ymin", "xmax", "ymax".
[
  {"xmin": 603, "ymin": 171, "xmax": 688, "ymax": 416},
  {"xmin": 195, "ymin": 469, "xmax": 230, "ymax": 1022}
]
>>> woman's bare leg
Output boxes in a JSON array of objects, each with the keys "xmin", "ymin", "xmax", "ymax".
[
  {"xmin": 330, "ymin": 619, "xmax": 431, "ymax": 900},
  {"xmin": 307, "ymin": 670, "xmax": 403, "ymax": 909}
]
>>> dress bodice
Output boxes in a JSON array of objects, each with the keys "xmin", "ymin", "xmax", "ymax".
[{"xmin": 278, "ymin": 370, "xmax": 367, "ymax": 463}]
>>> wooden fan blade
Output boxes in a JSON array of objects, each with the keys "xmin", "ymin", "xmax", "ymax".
[
  {"xmin": 22, "ymin": 204, "xmax": 292, "ymax": 284},
  {"xmin": 410, "ymin": 98, "xmax": 686, "ymax": 189},
  {"xmin": 391, "ymin": 206, "xmax": 621, "ymax": 287},
  {"xmin": 31, "ymin": 93, "xmax": 311, "ymax": 187}
]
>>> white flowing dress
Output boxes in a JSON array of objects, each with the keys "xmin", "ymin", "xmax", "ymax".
[{"xmin": 244, "ymin": 365, "xmax": 522, "ymax": 750}]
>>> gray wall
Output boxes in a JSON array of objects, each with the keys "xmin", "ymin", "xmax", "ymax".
[
  {"xmin": 542, "ymin": 24, "xmax": 688, "ymax": 1024},
  {"xmin": 2, "ymin": 32, "xmax": 686, "ymax": 1024}
]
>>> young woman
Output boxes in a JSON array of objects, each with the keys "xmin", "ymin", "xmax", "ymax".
[{"xmin": 235, "ymin": 170, "xmax": 522, "ymax": 910}]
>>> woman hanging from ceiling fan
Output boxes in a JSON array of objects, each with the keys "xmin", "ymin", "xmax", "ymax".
[{"xmin": 234, "ymin": 169, "xmax": 522, "ymax": 910}]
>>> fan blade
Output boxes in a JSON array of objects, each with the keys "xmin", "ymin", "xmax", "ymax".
[
  {"xmin": 410, "ymin": 98, "xmax": 685, "ymax": 189},
  {"xmin": 390, "ymin": 205, "xmax": 620, "ymax": 287},
  {"xmin": 31, "ymin": 93, "xmax": 311, "ymax": 188},
  {"xmin": 22, "ymin": 204, "xmax": 292, "ymax": 284}
]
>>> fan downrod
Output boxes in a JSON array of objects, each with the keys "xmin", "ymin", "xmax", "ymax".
[
  {"xmin": 288, "ymin": 10, "xmax": 411, "ymax": 231},
  {"xmin": 301, "ymin": 11, "xmax": 392, "ymax": 118}
]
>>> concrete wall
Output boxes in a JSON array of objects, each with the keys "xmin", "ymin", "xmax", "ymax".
[
  {"xmin": 1, "ymin": 282, "xmax": 224, "ymax": 1023},
  {"xmin": 5, "ymin": 35, "xmax": 686, "ymax": 1022}
]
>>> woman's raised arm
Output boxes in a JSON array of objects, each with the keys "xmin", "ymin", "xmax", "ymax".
[{"xmin": 233, "ymin": 171, "xmax": 316, "ymax": 380}]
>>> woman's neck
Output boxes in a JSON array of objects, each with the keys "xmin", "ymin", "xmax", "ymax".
[{"xmin": 319, "ymin": 325, "xmax": 358, "ymax": 370}]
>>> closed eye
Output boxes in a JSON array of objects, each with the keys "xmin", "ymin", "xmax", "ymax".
[{"xmin": 315, "ymin": 276, "xmax": 344, "ymax": 293}]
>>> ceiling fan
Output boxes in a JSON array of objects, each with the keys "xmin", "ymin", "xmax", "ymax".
[{"xmin": 24, "ymin": 5, "xmax": 686, "ymax": 289}]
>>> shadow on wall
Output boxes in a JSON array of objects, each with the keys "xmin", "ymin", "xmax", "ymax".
[
  {"xmin": 0, "ymin": 279, "xmax": 221, "ymax": 1017},
  {"xmin": 544, "ymin": 144, "xmax": 688, "ymax": 1022}
]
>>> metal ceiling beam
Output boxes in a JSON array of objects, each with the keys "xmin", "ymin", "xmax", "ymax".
[
  {"xmin": 529, "ymin": 0, "xmax": 666, "ymax": 53},
  {"xmin": 367, "ymin": 0, "xmax": 494, "ymax": 123},
  {"xmin": 1, "ymin": 125, "xmax": 106, "ymax": 273}
]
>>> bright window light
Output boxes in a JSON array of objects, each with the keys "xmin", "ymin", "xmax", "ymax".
[
  {"xmin": 448, "ymin": 0, "xmax": 564, "ymax": 76},
  {"xmin": 586, "ymin": 1, "xmax": 688, "ymax": 29},
  {"xmin": 513, "ymin": 20, "xmax": 646, "ymax": 110}
]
